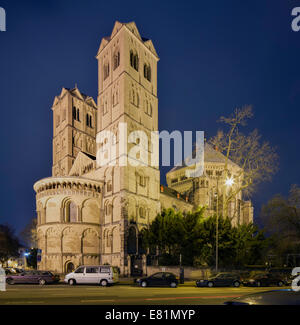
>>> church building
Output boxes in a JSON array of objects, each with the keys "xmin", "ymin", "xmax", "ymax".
[{"xmin": 33, "ymin": 21, "xmax": 253, "ymax": 275}]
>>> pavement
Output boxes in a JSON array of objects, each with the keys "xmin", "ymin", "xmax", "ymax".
[{"xmin": 0, "ymin": 282, "xmax": 291, "ymax": 305}]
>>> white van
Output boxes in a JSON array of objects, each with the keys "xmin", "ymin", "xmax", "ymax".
[{"xmin": 64, "ymin": 265, "xmax": 119, "ymax": 286}]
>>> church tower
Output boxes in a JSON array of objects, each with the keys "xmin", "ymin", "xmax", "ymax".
[
  {"xmin": 51, "ymin": 87, "xmax": 98, "ymax": 176},
  {"xmin": 95, "ymin": 22, "xmax": 160, "ymax": 273}
]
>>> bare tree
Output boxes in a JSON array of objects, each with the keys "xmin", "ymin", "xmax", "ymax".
[
  {"xmin": 209, "ymin": 106, "xmax": 279, "ymax": 219},
  {"xmin": 262, "ymin": 184, "xmax": 300, "ymax": 239},
  {"xmin": 0, "ymin": 224, "xmax": 20, "ymax": 266},
  {"xmin": 20, "ymin": 218, "xmax": 37, "ymax": 248}
]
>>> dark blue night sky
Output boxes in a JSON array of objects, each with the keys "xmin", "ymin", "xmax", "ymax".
[{"xmin": 1, "ymin": 0, "xmax": 300, "ymax": 234}]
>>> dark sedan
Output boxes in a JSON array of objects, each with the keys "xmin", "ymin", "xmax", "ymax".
[
  {"xmin": 225, "ymin": 289, "xmax": 300, "ymax": 305},
  {"xmin": 6, "ymin": 270, "xmax": 60, "ymax": 285},
  {"xmin": 136, "ymin": 272, "xmax": 179, "ymax": 288},
  {"xmin": 243, "ymin": 273, "xmax": 287, "ymax": 287},
  {"xmin": 196, "ymin": 273, "xmax": 241, "ymax": 288}
]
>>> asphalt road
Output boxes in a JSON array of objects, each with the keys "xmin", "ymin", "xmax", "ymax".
[{"xmin": 0, "ymin": 283, "xmax": 291, "ymax": 305}]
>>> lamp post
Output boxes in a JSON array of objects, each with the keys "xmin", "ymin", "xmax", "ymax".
[
  {"xmin": 215, "ymin": 177, "xmax": 219, "ymax": 273},
  {"xmin": 215, "ymin": 176, "xmax": 234, "ymax": 273}
]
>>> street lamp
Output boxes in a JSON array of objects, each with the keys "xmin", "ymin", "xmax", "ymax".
[
  {"xmin": 215, "ymin": 176, "xmax": 234, "ymax": 273},
  {"xmin": 225, "ymin": 177, "xmax": 234, "ymax": 187}
]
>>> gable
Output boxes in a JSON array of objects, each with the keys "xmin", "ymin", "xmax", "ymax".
[
  {"xmin": 85, "ymin": 96, "xmax": 97, "ymax": 109},
  {"xmin": 110, "ymin": 21, "xmax": 123, "ymax": 38},
  {"xmin": 143, "ymin": 39, "xmax": 159, "ymax": 59},
  {"xmin": 124, "ymin": 22, "xmax": 142, "ymax": 41},
  {"xmin": 96, "ymin": 37, "xmax": 110, "ymax": 58},
  {"xmin": 68, "ymin": 152, "xmax": 96, "ymax": 177}
]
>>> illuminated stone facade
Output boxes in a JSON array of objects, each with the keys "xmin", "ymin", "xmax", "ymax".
[{"xmin": 34, "ymin": 21, "xmax": 253, "ymax": 274}]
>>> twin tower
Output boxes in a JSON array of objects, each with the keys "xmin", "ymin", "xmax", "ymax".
[
  {"xmin": 33, "ymin": 21, "xmax": 253, "ymax": 274},
  {"xmin": 34, "ymin": 22, "xmax": 166, "ymax": 275}
]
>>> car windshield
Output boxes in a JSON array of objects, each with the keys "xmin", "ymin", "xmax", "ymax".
[{"xmin": 151, "ymin": 273, "xmax": 163, "ymax": 279}]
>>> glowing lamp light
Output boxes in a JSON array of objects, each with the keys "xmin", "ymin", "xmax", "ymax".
[{"xmin": 225, "ymin": 177, "xmax": 234, "ymax": 187}]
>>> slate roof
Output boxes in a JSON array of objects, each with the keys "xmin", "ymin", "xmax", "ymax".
[{"xmin": 168, "ymin": 142, "xmax": 238, "ymax": 173}]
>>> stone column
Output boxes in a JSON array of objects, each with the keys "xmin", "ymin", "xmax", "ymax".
[
  {"xmin": 42, "ymin": 207, "xmax": 46, "ymax": 224},
  {"xmin": 77, "ymin": 206, "xmax": 82, "ymax": 222},
  {"xmin": 60, "ymin": 207, "xmax": 64, "ymax": 223}
]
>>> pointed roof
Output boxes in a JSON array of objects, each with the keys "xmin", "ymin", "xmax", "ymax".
[
  {"xmin": 143, "ymin": 39, "xmax": 158, "ymax": 58},
  {"xmin": 96, "ymin": 21, "xmax": 159, "ymax": 59},
  {"xmin": 167, "ymin": 143, "xmax": 239, "ymax": 174},
  {"xmin": 52, "ymin": 86, "xmax": 97, "ymax": 109}
]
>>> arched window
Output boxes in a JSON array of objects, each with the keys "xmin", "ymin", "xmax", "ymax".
[
  {"xmin": 139, "ymin": 207, "xmax": 146, "ymax": 218},
  {"xmin": 130, "ymin": 50, "xmax": 134, "ymax": 67},
  {"xmin": 103, "ymin": 62, "xmax": 110, "ymax": 80},
  {"xmin": 138, "ymin": 174, "xmax": 146, "ymax": 187},
  {"xmin": 86, "ymin": 114, "xmax": 92, "ymax": 128},
  {"xmin": 73, "ymin": 106, "xmax": 77, "ymax": 120},
  {"xmin": 113, "ymin": 50, "xmax": 120, "ymax": 70},
  {"xmin": 106, "ymin": 232, "xmax": 111, "ymax": 247},
  {"xmin": 134, "ymin": 54, "xmax": 139, "ymax": 71},
  {"xmin": 130, "ymin": 50, "xmax": 139, "ymax": 71},
  {"xmin": 65, "ymin": 201, "xmax": 77, "ymax": 222},
  {"xmin": 107, "ymin": 181, "xmax": 112, "ymax": 192},
  {"xmin": 105, "ymin": 202, "xmax": 112, "ymax": 216},
  {"xmin": 144, "ymin": 64, "xmax": 151, "ymax": 81}
]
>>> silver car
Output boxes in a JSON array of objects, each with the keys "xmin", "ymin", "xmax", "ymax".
[{"xmin": 64, "ymin": 265, "xmax": 119, "ymax": 286}]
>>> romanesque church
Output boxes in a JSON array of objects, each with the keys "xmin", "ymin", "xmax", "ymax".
[{"xmin": 34, "ymin": 21, "xmax": 253, "ymax": 275}]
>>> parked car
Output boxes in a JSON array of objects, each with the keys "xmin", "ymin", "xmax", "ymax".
[
  {"xmin": 196, "ymin": 272, "xmax": 241, "ymax": 287},
  {"xmin": 268, "ymin": 268, "xmax": 294, "ymax": 285},
  {"xmin": 64, "ymin": 265, "xmax": 119, "ymax": 286},
  {"xmin": 224, "ymin": 289, "xmax": 300, "ymax": 305},
  {"xmin": 6, "ymin": 270, "xmax": 59, "ymax": 285},
  {"xmin": 243, "ymin": 273, "xmax": 287, "ymax": 287},
  {"xmin": 136, "ymin": 272, "xmax": 179, "ymax": 288},
  {"xmin": 5, "ymin": 268, "xmax": 23, "ymax": 275}
]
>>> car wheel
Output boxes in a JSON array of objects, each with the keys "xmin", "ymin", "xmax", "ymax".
[
  {"xmin": 207, "ymin": 281, "xmax": 214, "ymax": 288},
  {"xmin": 170, "ymin": 282, "xmax": 177, "ymax": 288},
  {"xmin": 141, "ymin": 281, "xmax": 147, "ymax": 287},
  {"xmin": 39, "ymin": 279, "xmax": 46, "ymax": 285},
  {"xmin": 68, "ymin": 279, "xmax": 76, "ymax": 286},
  {"xmin": 100, "ymin": 279, "xmax": 108, "ymax": 287},
  {"xmin": 6, "ymin": 278, "xmax": 14, "ymax": 285},
  {"xmin": 278, "ymin": 281, "xmax": 284, "ymax": 287},
  {"xmin": 256, "ymin": 281, "xmax": 261, "ymax": 287},
  {"xmin": 233, "ymin": 281, "xmax": 240, "ymax": 288}
]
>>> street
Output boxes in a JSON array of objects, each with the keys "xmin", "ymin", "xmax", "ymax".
[{"xmin": 0, "ymin": 283, "xmax": 290, "ymax": 305}]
